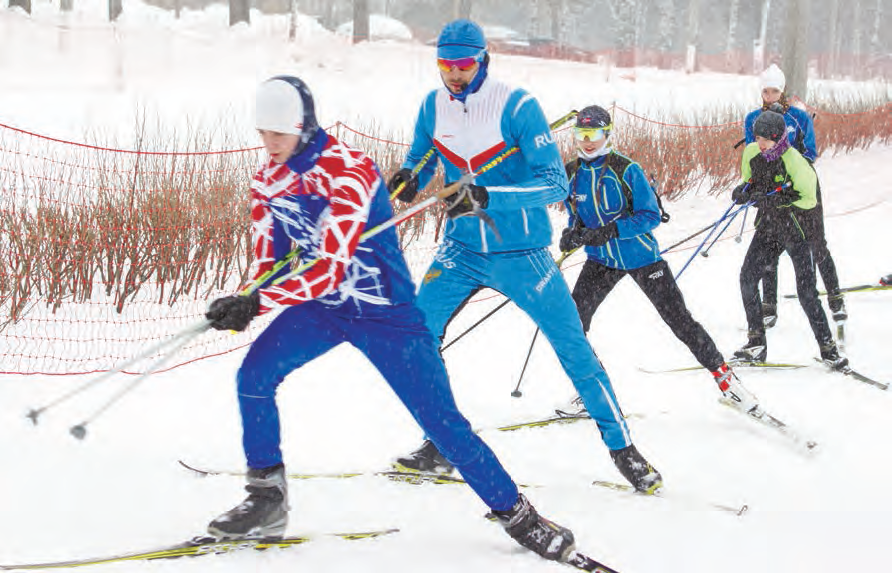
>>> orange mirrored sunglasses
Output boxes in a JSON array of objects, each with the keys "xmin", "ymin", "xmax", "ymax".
[{"xmin": 437, "ymin": 52, "xmax": 484, "ymax": 73}]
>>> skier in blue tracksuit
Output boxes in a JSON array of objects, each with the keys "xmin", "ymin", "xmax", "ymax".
[
  {"xmin": 743, "ymin": 63, "xmax": 844, "ymax": 326},
  {"xmin": 386, "ymin": 19, "xmax": 662, "ymax": 493},
  {"xmin": 202, "ymin": 75, "xmax": 576, "ymax": 562},
  {"xmin": 560, "ymin": 105, "xmax": 762, "ymax": 417}
]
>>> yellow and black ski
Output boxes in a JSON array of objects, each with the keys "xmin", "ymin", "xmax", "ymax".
[{"xmin": 0, "ymin": 529, "xmax": 398, "ymax": 570}]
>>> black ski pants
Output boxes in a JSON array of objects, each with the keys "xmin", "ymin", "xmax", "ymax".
[
  {"xmin": 760, "ymin": 180, "xmax": 841, "ymax": 306},
  {"xmin": 741, "ymin": 229, "xmax": 833, "ymax": 347},
  {"xmin": 571, "ymin": 259, "xmax": 725, "ymax": 372}
]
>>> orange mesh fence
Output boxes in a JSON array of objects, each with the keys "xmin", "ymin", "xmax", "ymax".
[{"xmin": 1, "ymin": 102, "xmax": 888, "ymax": 376}]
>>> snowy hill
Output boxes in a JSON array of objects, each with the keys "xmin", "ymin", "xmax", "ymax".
[{"xmin": 1, "ymin": 2, "xmax": 891, "ymax": 572}]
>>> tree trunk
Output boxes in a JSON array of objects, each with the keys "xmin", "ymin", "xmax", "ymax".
[
  {"xmin": 9, "ymin": 0, "xmax": 32, "ymax": 14},
  {"xmin": 870, "ymin": 0, "xmax": 883, "ymax": 60},
  {"xmin": 289, "ymin": 0, "xmax": 298, "ymax": 40},
  {"xmin": 685, "ymin": 0, "xmax": 700, "ymax": 72},
  {"xmin": 726, "ymin": 0, "xmax": 740, "ymax": 55},
  {"xmin": 61, "ymin": 0, "xmax": 73, "ymax": 12},
  {"xmin": 353, "ymin": 0, "xmax": 369, "ymax": 44},
  {"xmin": 656, "ymin": 0, "xmax": 676, "ymax": 68},
  {"xmin": 229, "ymin": 0, "xmax": 250, "ymax": 26},
  {"xmin": 782, "ymin": 0, "xmax": 808, "ymax": 100},
  {"xmin": 454, "ymin": 0, "xmax": 472, "ymax": 19},
  {"xmin": 109, "ymin": 0, "xmax": 122, "ymax": 22},
  {"xmin": 549, "ymin": 0, "xmax": 562, "ymax": 43},
  {"xmin": 851, "ymin": 0, "xmax": 862, "ymax": 77},
  {"xmin": 826, "ymin": 0, "xmax": 839, "ymax": 77}
]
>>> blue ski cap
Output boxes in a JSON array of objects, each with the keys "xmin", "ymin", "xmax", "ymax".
[{"xmin": 437, "ymin": 19, "xmax": 487, "ymax": 60}]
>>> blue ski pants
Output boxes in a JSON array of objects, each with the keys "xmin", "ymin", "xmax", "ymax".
[
  {"xmin": 417, "ymin": 240, "xmax": 632, "ymax": 451},
  {"xmin": 235, "ymin": 301, "xmax": 519, "ymax": 511}
]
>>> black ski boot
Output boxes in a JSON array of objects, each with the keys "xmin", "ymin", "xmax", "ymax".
[
  {"xmin": 208, "ymin": 463, "xmax": 289, "ymax": 540},
  {"xmin": 492, "ymin": 494, "xmax": 575, "ymax": 561},
  {"xmin": 733, "ymin": 332, "xmax": 767, "ymax": 363},
  {"xmin": 762, "ymin": 303, "xmax": 778, "ymax": 328},
  {"xmin": 554, "ymin": 395, "xmax": 588, "ymax": 417},
  {"xmin": 392, "ymin": 440, "xmax": 454, "ymax": 474},
  {"xmin": 828, "ymin": 295, "xmax": 847, "ymax": 322},
  {"xmin": 610, "ymin": 444, "xmax": 663, "ymax": 494},
  {"xmin": 820, "ymin": 341, "xmax": 849, "ymax": 371}
]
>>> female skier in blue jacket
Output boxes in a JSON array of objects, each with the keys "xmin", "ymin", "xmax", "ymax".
[{"xmin": 560, "ymin": 105, "xmax": 762, "ymax": 416}]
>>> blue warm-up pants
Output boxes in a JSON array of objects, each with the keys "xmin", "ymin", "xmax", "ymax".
[
  {"xmin": 235, "ymin": 300, "xmax": 519, "ymax": 511},
  {"xmin": 417, "ymin": 240, "xmax": 632, "ymax": 451}
]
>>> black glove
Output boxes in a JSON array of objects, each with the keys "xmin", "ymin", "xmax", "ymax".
[
  {"xmin": 731, "ymin": 182, "xmax": 752, "ymax": 205},
  {"xmin": 559, "ymin": 226, "xmax": 582, "ymax": 252},
  {"xmin": 206, "ymin": 292, "xmax": 260, "ymax": 332},
  {"xmin": 559, "ymin": 222, "xmax": 618, "ymax": 251},
  {"xmin": 387, "ymin": 168, "xmax": 419, "ymax": 203},
  {"xmin": 761, "ymin": 183, "xmax": 799, "ymax": 207},
  {"xmin": 442, "ymin": 183, "xmax": 489, "ymax": 219}
]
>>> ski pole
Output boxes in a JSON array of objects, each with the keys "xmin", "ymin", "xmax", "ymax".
[
  {"xmin": 701, "ymin": 208, "xmax": 740, "ymax": 258},
  {"xmin": 440, "ymin": 298, "xmax": 510, "ymax": 352},
  {"xmin": 661, "ymin": 222, "xmax": 718, "ymax": 254},
  {"xmin": 511, "ymin": 328, "xmax": 540, "ymax": 398},
  {"xmin": 68, "ymin": 323, "xmax": 208, "ymax": 440},
  {"xmin": 508, "ymin": 249, "xmax": 578, "ymax": 398},
  {"xmin": 388, "ymin": 147, "xmax": 436, "ymax": 201},
  {"xmin": 26, "ymin": 319, "xmax": 212, "ymax": 425},
  {"xmin": 440, "ymin": 248, "xmax": 578, "ymax": 353},
  {"xmin": 735, "ymin": 203, "xmax": 750, "ymax": 243},
  {"xmin": 673, "ymin": 201, "xmax": 739, "ymax": 280},
  {"xmin": 26, "ymin": 244, "xmax": 308, "ymax": 427}
]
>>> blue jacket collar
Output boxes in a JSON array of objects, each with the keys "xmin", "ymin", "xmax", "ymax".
[{"xmin": 285, "ymin": 127, "xmax": 328, "ymax": 174}]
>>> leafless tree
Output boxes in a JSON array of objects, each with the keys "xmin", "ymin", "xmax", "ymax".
[
  {"xmin": 454, "ymin": 0, "xmax": 472, "ymax": 19},
  {"xmin": 109, "ymin": 0, "xmax": 122, "ymax": 21},
  {"xmin": 826, "ymin": 0, "xmax": 840, "ymax": 77},
  {"xmin": 685, "ymin": 0, "xmax": 700, "ymax": 71},
  {"xmin": 782, "ymin": 0, "xmax": 809, "ymax": 99},
  {"xmin": 229, "ymin": 0, "xmax": 250, "ymax": 26},
  {"xmin": 9, "ymin": 0, "xmax": 32, "ymax": 14},
  {"xmin": 353, "ymin": 0, "xmax": 369, "ymax": 43}
]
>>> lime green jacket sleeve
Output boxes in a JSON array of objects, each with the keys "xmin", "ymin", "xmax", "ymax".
[
  {"xmin": 781, "ymin": 149, "xmax": 817, "ymax": 210},
  {"xmin": 740, "ymin": 143, "xmax": 758, "ymax": 182}
]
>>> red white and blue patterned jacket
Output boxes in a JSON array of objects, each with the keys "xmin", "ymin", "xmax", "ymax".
[{"xmin": 248, "ymin": 130, "xmax": 415, "ymax": 315}]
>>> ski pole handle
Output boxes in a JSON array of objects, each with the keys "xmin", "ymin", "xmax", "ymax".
[{"xmin": 388, "ymin": 148, "xmax": 436, "ymax": 201}]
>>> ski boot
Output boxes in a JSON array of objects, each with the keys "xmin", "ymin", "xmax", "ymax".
[
  {"xmin": 820, "ymin": 342, "xmax": 849, "ymax": 371},
  {"xmin": 492, "ymin": 494, "xmax": 575, "ymax": 561},
  {"xmin": 392, "ymin": 440, "xmax": 454, "ymax": 475},
  {"xmin": 733, "ymin": 332, "xmax": 767, "ymax": 363},
  {"xmin": 554, "ymin": 395, "xmax": 588, "ymax": 418},
  {"xmin": 207, "ymin": 463, "xmax": 289, "ymax": 540},
  {"xmin": 712, "ymin": 363, "xmax": 762, "ymax": 416},
  {"xmin": 762, "ymin": 303, "xmax": 778, "ymax": 328},
  {"xmin": 609, "ymin": 444, "xmax": 663, "ymax": 494},
  {"xmin": 828, "ymin": 295, "xmax": 847, "ymax": 322}
]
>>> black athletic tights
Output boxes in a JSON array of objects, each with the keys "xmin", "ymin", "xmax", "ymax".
[{"xmin": 571, "ymin": 259, "xmax": 724, "ymax": 371}]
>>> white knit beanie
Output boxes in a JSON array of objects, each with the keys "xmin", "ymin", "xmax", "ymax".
[
  {"xmin": 256, "ymin": 79, "xmax": 304, "ymax": 135},
  {"xmin": 760, "ymin": 64, "xmax": 786, "ymax": 91}
]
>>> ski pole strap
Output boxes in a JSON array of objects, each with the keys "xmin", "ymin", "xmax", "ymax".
[{"xmin": 388, "ymin": 147, "xmax": 437, "ymax": 201}]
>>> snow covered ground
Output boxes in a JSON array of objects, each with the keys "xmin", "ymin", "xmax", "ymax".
[{"xmin": 1, "ymin": 2, "xmax": 891, "ymax": 572}]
